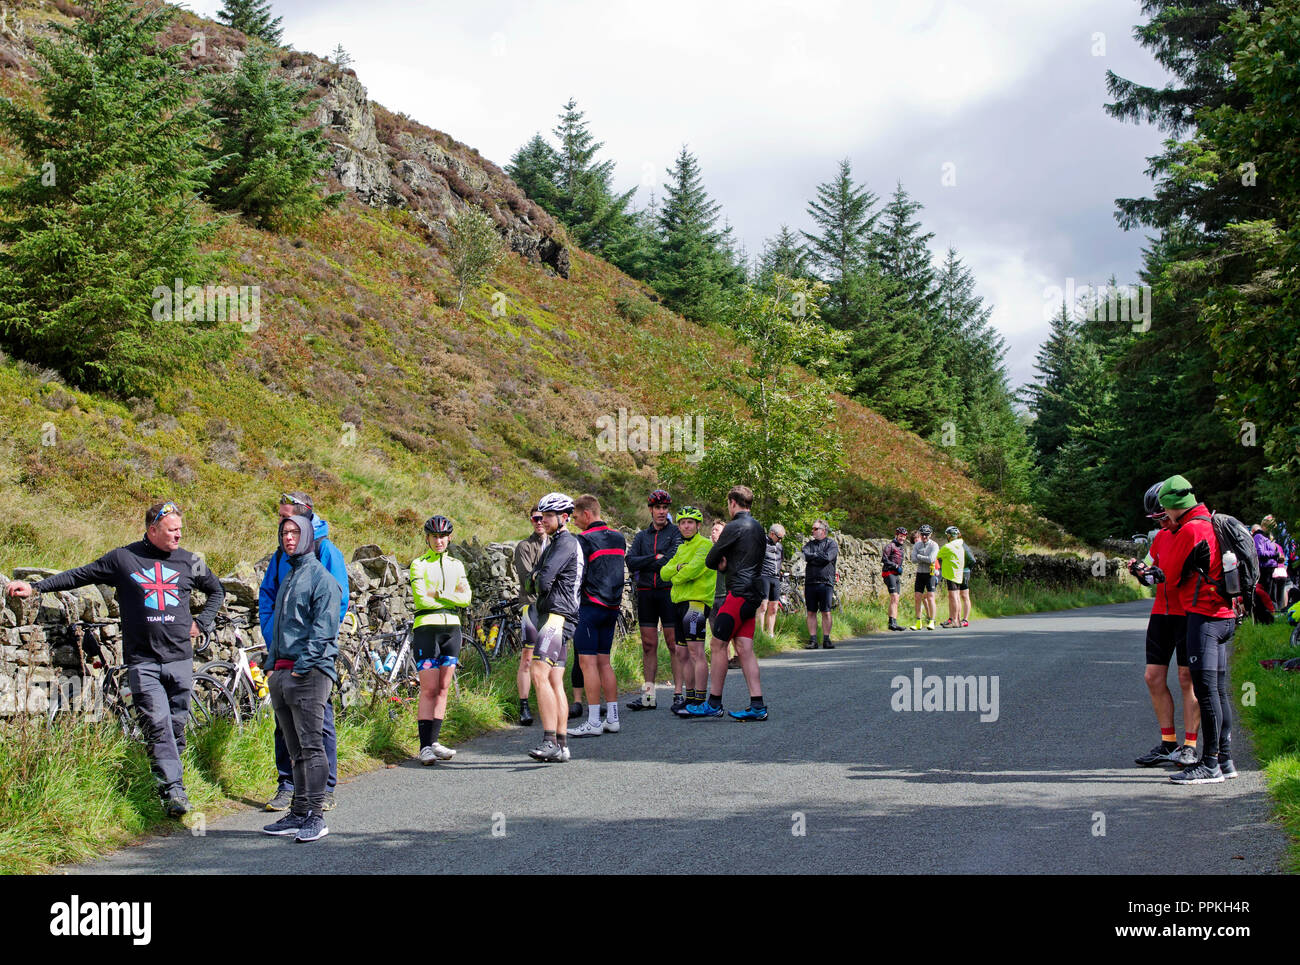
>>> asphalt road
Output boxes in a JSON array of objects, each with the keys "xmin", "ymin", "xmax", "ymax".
[{"xmin": 73, "ymin": 600, "xmax": 1287, "ymax": 874}]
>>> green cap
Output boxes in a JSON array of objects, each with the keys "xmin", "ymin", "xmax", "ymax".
[{"xmin": 1157, "ymin": 475, "xmax": 1196, "ymax": 510}]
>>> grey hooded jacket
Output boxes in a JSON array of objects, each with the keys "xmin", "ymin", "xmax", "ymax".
[{"xmin": 268, "ymin": 513, "xmax": 343, "ymax": 682}]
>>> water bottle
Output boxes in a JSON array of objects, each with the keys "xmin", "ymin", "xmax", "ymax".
[
  {"xmin": 371, "ymin": 651, "xmax": 385, "ymax": 674},
  {"xmin": 1222, "ymin": 551, "xmax": 1241, "ymax": 596},
  {"xmin": 383, "ymin": 649, "xmax": 397, "ymax": 673}
]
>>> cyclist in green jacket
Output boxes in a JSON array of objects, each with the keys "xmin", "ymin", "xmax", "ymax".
[
  {"xmin": 410, "ymin": 515, "xmax": 472, "ymax": 764},
  {"xmin": 937, "ymin": 527, "xmax": 966, "ymax": 628},
  {"xmin": 659, "ymin": 506, "xmax": 716, "ymax": 714}
]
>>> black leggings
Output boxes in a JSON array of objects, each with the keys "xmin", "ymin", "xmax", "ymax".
[{"xmin": 1185, "ymin": 614, "xmax": 1236, "ymax": 760}]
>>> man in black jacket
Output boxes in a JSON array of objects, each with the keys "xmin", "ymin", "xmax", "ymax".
[
  {"xmin": 686, "ymin": 485, "xmax": 769, "ymax": 721},
  {"xmin": 6, "ymin": 500, "xmax": 224, "ymax": 816},
  {"xmin": 625, "ymin": 489, "xmax": 681, "ymax": 711},
  {"xmin": 760, "ymin": 524, "xmax": 785, "ymax": 637},
  {"xmin": 802, "ymin": 521, "xmax": 839, "ymax": 649},
  {"xmin": 567, "ymin": 494, "xmax": 627, "ymax": 738}
]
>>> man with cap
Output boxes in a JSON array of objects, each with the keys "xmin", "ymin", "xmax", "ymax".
[
  {"xmin": 259, "ymin": 492, "xmax": 349, "ymax": 812},
  {"xmin": 882, "ymin": 527, "xmax": 908, "ymax": 630},
  {"xmin": 260, "ymin": 513, "xmax": 343, "ymax": 842},
  {"xmin": 1157, "ymin": 474, "xmax": 1239, "ymax": 785}
]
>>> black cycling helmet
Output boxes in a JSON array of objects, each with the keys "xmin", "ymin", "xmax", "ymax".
[
  {"xmin": 919, "ymin": 524, "xmax": 933, "ymax": 536},
  {"xmin": 648, "ymin": 489, "xmax": 672, "ymax": 507},
  {"xmin": 1143, "ymin": 480, "xmax": 1168, "ymax": 518},
  {"xmin": 424, "ymin": 515, "xmax": 453, "ymax": 535}
]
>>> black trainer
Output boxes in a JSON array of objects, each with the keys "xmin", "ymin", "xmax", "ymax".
[
  {"xmin": 263, "ymin": 812, "xmax": 306, "ymax": 836},
  {"xmin": 1218, "ymin": 757, "xmax": 1239, "ymax": 779},
  {"xmin": 822, "ymin": 638, "xmax": 835, "ymax": 650},
  {"xmin": 165, "ymin": 790, "xmax": 190, "ymax": 818},
  {"xmin": 518, "ymin": 702, "xmax": 533, "ymax": 726},
  {"xmin": 567, "ymin": 702, "xmax": 583, "ymax": 720},
  {"xmin": 804, "ymin": 637, "xmax": 818, "ymax": 650}
]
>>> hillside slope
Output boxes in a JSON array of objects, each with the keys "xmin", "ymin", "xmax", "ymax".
[{"xmin": 0, "ymin": 2, "xmax": 1067, "ymax": 574}]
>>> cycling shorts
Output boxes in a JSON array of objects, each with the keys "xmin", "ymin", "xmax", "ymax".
[
  {"xmin": 413, "ymin": 625, "xmax": 462, "ymax": 670},
  {"xmin": 713, "ymin": 593, "xmax": 760, "ymax": 643},
  {"xmin": 945, "ymin": 578, "xmax": 967, "ymax": 592},
  {"xmin": 760, "ymin": 576, "xmax": 781, "ymax": 602},
  {"xmin": 914, "ymin": 573, "xmax": 938, "ymax": 593},
  {"xmin": 574, "ymin": 602, "xmax": 618, "ymax": 656},
  {"xmin": 637, "ymin": 587, "xmax": 677, "ymax": 631},
  {"xmin": 533, "ymin": 612, "xmax": 574, "ymax": 668},
  {"xmin": 883, "ymin": 572, "xmax": 901, "ymax": 594},
  {"xmin": 1145, "ymin": 613, "xmax": 1189, "ymax": 667},
  {"xmin": 806, "ymin": 583, "xmax": 833, "ymax": 613},
  {"xmin": 675, "ymin": 601, "xmax": 711, "ymax": 643}
]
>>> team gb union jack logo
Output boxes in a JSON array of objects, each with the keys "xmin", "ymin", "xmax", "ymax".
[{"xmin": 132, "ymin": 562, "xmax": 180, "ymax": 611}]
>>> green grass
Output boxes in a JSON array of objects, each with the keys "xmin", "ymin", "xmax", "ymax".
[{"xmin": 1230, "ymin": 619, "xmax": 1300, "ymax": 872}]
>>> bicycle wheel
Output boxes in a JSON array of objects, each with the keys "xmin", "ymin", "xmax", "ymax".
[
  {"xmin": 456, "ymin": 639, "xmax": 491, "ymax": 691},
  {"xmin": 198, "ymin": 660, "xmax": 264, "ymax": 720},
  {"xmin": 188, "ymin": 673, "xmax": 242, "ymax": 733}
]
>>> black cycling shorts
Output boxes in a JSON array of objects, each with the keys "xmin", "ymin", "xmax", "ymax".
[
  {"xmin": 574, "ymin": 602, "xmax": 618, "ymax": 656},
  {"xmin": 760, "ymin": 576, "xmax": 781, "ymax": 602},
  {"xmin": 413, "ymin": 624, "xmax": 462, "ymax": 670},
  {"xmin": 637, "ymin": 587, "xmax": 677, "ymax": 631},
  {"xmin": 806, "ymin": 583, "xmax": 833, "ymax": 613},
  {"xmin": 945, "ymin": 578, "xmax": 967, "ymax": 592},
  {"xmin": 675, "ymin": 601, "xmax": 711, "ymax": 643},
  {"xmin": 914, "ymin": 573, "xmax": 937, "ymax": 593},
  {"xmin": 883, "ymin": 572, "xmax": 901, "ymax": 594},
  {"xmin": 1145, "ymin": 613, "xmax": 1189, "ymax": 667}
]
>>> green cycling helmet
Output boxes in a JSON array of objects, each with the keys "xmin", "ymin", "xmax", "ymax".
[{"xmin": 677, "ymin": 505, "xmax": 704, "ymax": 522}]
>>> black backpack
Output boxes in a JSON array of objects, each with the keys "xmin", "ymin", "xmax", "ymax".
[{"xmin": 1186, "ymin": 513, "xmax": 1269, "ymax": 620}]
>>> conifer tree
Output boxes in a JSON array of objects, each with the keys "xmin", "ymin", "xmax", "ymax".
[
  {"xmin": 217, "ymin": 0, "xmax": 284, "ymax": 45},
  {"xmin": 801, "ymin": 158, "xmax": 877, "ymax": 326},
  {"xmin": 506, "ymin": 133, "xmax": 560, "ymax": 212},
  {"xmin": 0, "ymin": 0, "xmax": 229, "ymax": 394},
  {"xmin": 651, "ymin": 146, "xmax": 734, "ymax": 321},
  {"xmin": 205, "ymin": 43, "xmax": 341, "ymax": 229}
]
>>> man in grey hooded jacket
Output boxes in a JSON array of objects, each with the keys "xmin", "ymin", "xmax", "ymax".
[{"xmin": 261, "ymin": 514, "xmax": 342, "ymax": 843}]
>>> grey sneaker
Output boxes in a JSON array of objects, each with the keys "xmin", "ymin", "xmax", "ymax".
[
  {"xmin": 322, "ymin": 792, "xmax": 336, "ymax": 812},
  {"xmin": 1170, "ymin": 761, "xmax": 1225, "ymax": 785},
  {"xmin": 1218, "ymin": 758, "xmax": 1239, "ymax": 779},
  {"xmin": 1170, "ymin": 745, "xmax": 1199, "ymax": 768},
  {"xmin": 1135, "ymin": 743, "xmax": 1177, "ymax": 767},
  {"xmin": 528, "ymin": 740, "xmax": 563, "ymax": 762},
  {"xmin": 295, "ymin": 812, "xmax": 328, "ymax": 842},
  {"xmin": 264, "ymin": 785, "xmax": 294, "ymax": 811},
  {"xmin": 263, "ymin": 812, "xmax": 306, "ymax": 836}
]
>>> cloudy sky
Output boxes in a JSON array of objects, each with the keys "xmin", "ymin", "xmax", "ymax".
[{"xmin": 187, "ymin": 0, "xmax": 1173, "ymax": 389}]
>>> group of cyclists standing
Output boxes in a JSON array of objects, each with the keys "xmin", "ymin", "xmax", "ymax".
[{"xmin": 880, "ymin": 525, "xmax": 975, "ymax": 632}]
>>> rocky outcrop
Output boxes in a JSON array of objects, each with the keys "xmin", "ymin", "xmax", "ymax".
[{"xmin": 292, "ymin": 62, "xmax": 570, "ymax": 277}]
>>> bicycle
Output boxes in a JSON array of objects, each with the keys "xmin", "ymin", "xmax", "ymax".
[
  {"xmin": 777, "ymin": 571, "xmax": 804, "ymax": 615},
  {"xmin": 43, "ymin": 620, "xmax": 240, "ymax": 734},
  {"xmin": 198, "ymin": 640, "xmax": 271, "ymax": 722},
  {"xmin": 471, "ymin": 597, "xmax": 523, "ymax": 664}
]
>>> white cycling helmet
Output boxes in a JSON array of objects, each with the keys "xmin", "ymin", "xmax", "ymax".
[{"xmin": 537, "ymin": 492, "xmax": 574, "ymax": 514}]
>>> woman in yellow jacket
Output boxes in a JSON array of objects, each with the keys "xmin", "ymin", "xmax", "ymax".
[{"xmin": 410, "ymin": 515, "xmax": 472, "ymax": 764}]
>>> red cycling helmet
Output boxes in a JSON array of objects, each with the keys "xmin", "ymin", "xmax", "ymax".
[{"xmin": 648, "ymin": 489, "xmax": 672, "ymax": 507}]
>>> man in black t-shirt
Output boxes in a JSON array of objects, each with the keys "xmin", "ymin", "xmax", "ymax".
[{"xmin": 7, "ymin": 500, "xmax": 224, "ymax": 816}]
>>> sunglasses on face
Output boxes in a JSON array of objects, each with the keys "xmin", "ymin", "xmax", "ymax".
[
  {"xmin": 151, "ymin": 501, "xmax": 181, "ymax": 526},
  {"xmin": 531, "ymin": 515, "xmax": 544, "ymax": 523}
]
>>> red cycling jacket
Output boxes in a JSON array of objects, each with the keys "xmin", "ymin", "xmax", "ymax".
[
  {"xmin": 1164, "ymin": 503, "xmax": 1235, "ymax": 619},
  {"xmin": 1146, "ymin": 527, "xmax": 1183, "ymax": 617}
]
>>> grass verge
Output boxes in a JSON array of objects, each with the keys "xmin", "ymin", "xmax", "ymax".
[{"xmin": 1230, "ymin": 619, "xmax": 1300, "ymax": 873}]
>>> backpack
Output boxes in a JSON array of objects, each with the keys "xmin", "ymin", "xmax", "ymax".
[{"xmin": 1187, "ymin": 513, "xmax": 1270, "ymax": 621}]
